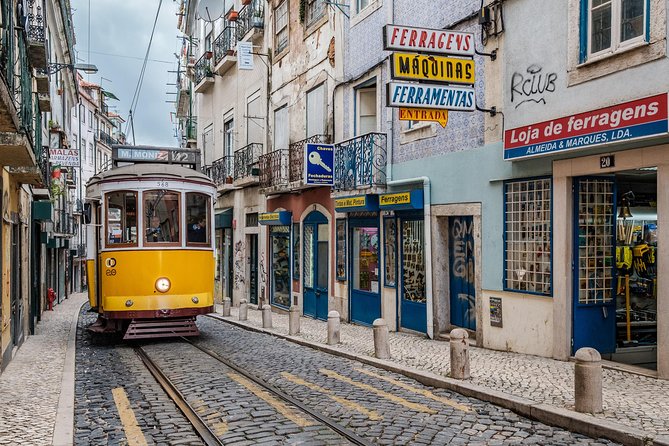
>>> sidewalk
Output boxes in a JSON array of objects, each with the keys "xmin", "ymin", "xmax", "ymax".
[
  {"xmin": 219, "ymin": 304, "xmax": 669, "ymax": 445},
  {"xmin": 0, "ymin": 293, "xmax": 85, "ymax": 446}
]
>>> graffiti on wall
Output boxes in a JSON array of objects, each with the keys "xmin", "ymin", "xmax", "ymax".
[
  {"xmin": 259, "ymin": 250, "xmax": 267, "ymax": 287},
  {"xmin": 234, "ymin": 240, "xmax": 245, "ymax": 289},
  {"xmin": 450, "ymin": 216, "xmax": 476, "ymax": 328},
  {"xmin": 510, "ymin": 64, "xmax": 557, "ymax": 109}
]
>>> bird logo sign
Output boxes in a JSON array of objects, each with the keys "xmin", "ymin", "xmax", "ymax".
[{"xmin": 305, "ymin": 143, "xmax": 334, "ymax": 186}]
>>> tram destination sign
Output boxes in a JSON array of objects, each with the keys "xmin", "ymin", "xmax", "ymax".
[
  {"xmin": 114, "ymin": 147, "xmax": 199, "ymax": 165},
  {"xmin": 390, "ymin": 52, "xmax": 475, "ymax": 85},
  {"xmin": 504, "ymin": 93, "xmax": 669, "ymax": 160},
  {"xmin": 387, "ymin": 81, "xmax": 475, "ymax": 111},
  {"xmin": 383, "ymin": 24, "xmax": 475, "ymax": 57}
]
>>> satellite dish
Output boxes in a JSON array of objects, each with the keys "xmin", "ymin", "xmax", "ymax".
[{"xmin": 197, "ymin": 0, "xmax": 225, "ymax": 22}]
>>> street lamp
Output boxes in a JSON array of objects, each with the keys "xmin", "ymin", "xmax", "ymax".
[{"xmin": 43, "ymin": 62, "xmax": 99, "ymax": 75}]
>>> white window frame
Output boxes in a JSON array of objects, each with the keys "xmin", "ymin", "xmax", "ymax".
[
  {"xmin": 306, "ymin": 0, "xmax": 326, "ymax": 25},
  {"xmin": 274, "ymin": 1, "xmax": 289, "ymax": 56},
  {"xmin": 587, "ymin": 0, "xmax": 647, "ymax": 60},
  {"xmin": 224, "ymin": 116, "xmax": 234, "ymax": 158},
  {"xmin": 274, "ymin": 106, "xmax": 289, "ymax": 150},
  {"xmin": 306, "ymin": 83, "xmax": 326, "ymax": 138},
  {"xmin": 355, "ymin": 83, "xmax": 377, "ymax": 136},
  {"xmin": 356, "ymin": 0, "xmax": 371, "ymax": 13}
]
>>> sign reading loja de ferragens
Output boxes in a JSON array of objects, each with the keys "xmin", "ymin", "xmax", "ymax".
[{"xmin": 503, "ymin": 94, "xmax": 669, "ymax": 161}]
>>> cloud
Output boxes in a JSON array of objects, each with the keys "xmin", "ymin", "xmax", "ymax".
[{"xmin": 71, "ymin": 0, "xmax": 180, "ymax": 147}]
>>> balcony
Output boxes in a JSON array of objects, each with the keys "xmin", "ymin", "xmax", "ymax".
[
  {"xmin": 77, "ymin": 243, "xmax": 87, "ymax": 258},
  {"xmin": 213, "ymin": 23, "xmax": 237, "ymax": 75},
  {"xmin": 101, "ymin": 102, "xmax": 109, "ymax": 115},
  {"xmin": 193, "ymin": 53, "xmax": 214, "ymax": 93},
  {"xmin": 233, "ymin": 143, "xmax": 261, "ymax": 187},
  {"xmin": 26, "ymin": 0, "xmax": 47, "ymax": 69},
  {"xmin": 97, "ymin": 130, "xmax": 118, "ymax": 147},
  {"xmin": 288, "ymin": 134, "xmax": 331, "ymax": 185},
  {"xmin": 333, "ymin": 132, "xmax": 387, "ymax": 193},
  {"xmin": 205, "ymin": 155, "xmax": 235, "ymax": 189},
  {"xmin": 54, "ymin": 209, "xmax": 75, "ymax": 237},
  {"xmin": 236, "ymin": 0, "xmax": 264, "ymax": 42},
  {"xmin": 259, "ymin": 149, "xmax": 289, "ymax": 193}
]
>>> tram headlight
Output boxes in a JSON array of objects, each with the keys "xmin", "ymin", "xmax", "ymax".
[{"xmin": 155, "ymin": 277, "xmax": 171, "ymax": 293}]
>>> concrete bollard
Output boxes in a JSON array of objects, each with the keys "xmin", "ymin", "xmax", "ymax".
[
  {"xmin": 327, "ymin": 311, "xmax": 340, "ymax": 345},
  {"xmin": 239, "ymin": 299, "xmax": 248, "ymax": 321},
  {"xmin": 574, "ymin": 347, "xmax": 603, "ymax": 413},
  {"xmin": 262, "ymin": 304, "xmax": 272, "ymax": 329},
  {"xmin": 372, "ymin": 318, "xmax": 391, "ymax": 359},
  {"xmin": 450, "ymin": 328, "xmax": 470, "ymax": 379},
  {"xmin": 222, "ymin": 297, "xmax": 231, "ymax": 317},
  {"xmin": 289, "ymin": 306, "xmax": 300, "ymax": 335}
]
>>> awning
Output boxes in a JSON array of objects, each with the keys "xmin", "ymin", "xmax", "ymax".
[
  {"xmin": 259, "ymin": 211, "xmax": 292, "ymax": 226},
  {"xmin": 379, "ymin": 190, "xmax": 424, "ymax": 211},
  {"xmin": 215, "ymin": 208, "xmax": 233, "ymax": 229},
  {"xmin": 335, "ymin": 194, "xmax": 379, "ymax": 213},
  {"xmin": 32, "ymin": 200, "xmax": 53, "ymax": 222},
  {"xmin": 102, "ymin": 90, "xmax": 119, "ymax": 101}
]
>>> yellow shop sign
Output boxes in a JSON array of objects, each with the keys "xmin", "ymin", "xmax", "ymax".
[
  {"xmin": 399, "ymin": 108, "xmax": 449, "ymax": 128},
  {"xmin": 380, "ymin": 192, "xmax": 411, "ymax": 207},
  {"xmin": 391, "ymin": 52, "xmax": 475, "ymax": 85},
  {"xmin": 259, "ymin": 213, "xmax": 280, "ymax": 221},
  {"xmin": 335, "ymin": 196, "xmax": 366, "ymax": 208}
]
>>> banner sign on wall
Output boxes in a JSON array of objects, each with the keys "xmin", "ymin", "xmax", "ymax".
[
  {"xmin": 49, "ymin": 148, "xmax": 80, "ymax": 167},
  {"xmin": 503, "ymin": 93, "xmax": 669, "ymax": 160},
  {"xmin": 304, "ymin": 143, "xmax": 334, "ymax": 186},
  {"xmin": 383, "ymin": 24, "xmax": 475, "ymax": 57},
  {"xmin": 237, "ymin": 41, "xmax": 254, "ymax": 70},
  {"xmin": 387, "ymin": 81, "xmax": 476, "ymax": 111}
]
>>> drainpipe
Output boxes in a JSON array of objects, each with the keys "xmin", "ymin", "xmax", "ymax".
[{"xmin": 387, "ymin": 176, "xmax": 433, "ymax": 339}]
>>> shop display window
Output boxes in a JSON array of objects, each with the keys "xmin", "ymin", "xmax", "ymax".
[
  {"xmin": 383, "ymin": 217, "xmax": 397, "ymax": 287},
  {"xmin": 271, "ymin": 226, "xmax": 291, "ymax": 308},
  {"xmin": 106, "ymin": 191, "xmax": 137, "ymax": 247},
  {"xmin": 293, "ymin": 224, "xmax": 300, "ymax": 280},
  {"xmin": 352, "ymin": 227, "xmax": 379, "ymax": 293},
  {"xmin": 504, "ymin": 178, "xmax": 552, "ymax": 295},
  {"xmin": 336, "ymin": 219, "xmax": 346, "ymax": 281}
]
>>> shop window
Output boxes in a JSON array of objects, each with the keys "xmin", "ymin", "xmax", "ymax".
[
  {"xmin": 144, "ymin": 190, "xmax": 181, "ymax": 245},
  {"xmin": 383, "ymin": 217, "xmax": 397, "ymax": 287},
  {"xmin": 352, "ymin": 226, "xmax": 379, "ymax": 292},
  {"xmin": 335, "ymin": 219, "xmax": 346, "ymax": 281},
  {"xmin": 293, "ymin": 223, "xmax": 300, "ymax": 280},
  {"xmin": 504, "ymin": 178, "xmax": 552, "ymax": 295},
  {"xmin": 270, "ymin": 225, "xmax": 291, "ymax": 308},
  {"xmin": 317, "ymin": 224, "xmax": 329, "ymax": 288},
  {"xmin": 402, "ymin": 219, "xmax": 425, "ymax": 302},
  {"xmin": 106, "ymin": 191, "xmax": 137, "ymax": 247},
  {"xmin": 581, "ymin": 0, "xmax": 648, "ymax": 62},
  {"xmin": 274, "ymin": 1, "xmax": 288, "ymax": 56},
  {"xmin": 185, "ymin": 193, "xmax": 211, "ymax": 245}
]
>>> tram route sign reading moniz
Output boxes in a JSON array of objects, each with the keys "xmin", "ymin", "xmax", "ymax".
[
  {"xmin": 112, "ymin": 145, "xmax": 201, "ymax": 167},
  {"xmin": 383, "ymin": 24, "xmax": 475, "ymax": 57}
]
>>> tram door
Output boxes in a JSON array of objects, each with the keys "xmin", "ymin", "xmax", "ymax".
[
  {"xmin": 249, "ymin": 234, "xmax": 258, "ymax": 305},
  {"xmin": 303, "ymin": 212, "xmax": 329, "ymax": 320}
]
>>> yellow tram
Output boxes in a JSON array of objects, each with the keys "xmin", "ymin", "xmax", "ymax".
[{"xmin": 84, "ymin": 156, "xmax": 216, "ymax": 339}]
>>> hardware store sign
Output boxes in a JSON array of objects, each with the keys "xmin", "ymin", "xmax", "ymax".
[
  {"xmin": 387, "ymin": 81, "xmax": 475, "ymax": 111},
  {"xmin": 503, "ymin": 94, "xmax": 669, "ymax": 160},
  {"xmin": 390, "ymin": 52, "xmax": 475, "ymax": 85},
  {"xmin": 383, "ymin": 25, "xmax": 475, "ymax": 57}
]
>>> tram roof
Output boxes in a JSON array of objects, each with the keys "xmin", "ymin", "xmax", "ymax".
[{"xmin": 86, "ymin": 163, "xmax": 214, "ymax": 197}]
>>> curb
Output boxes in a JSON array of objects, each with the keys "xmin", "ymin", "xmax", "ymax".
[{"xmin": 209, "ymin": 314, "xmax": 661, "ymax": 446}]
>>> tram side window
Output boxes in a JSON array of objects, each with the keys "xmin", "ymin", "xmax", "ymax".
[
  {"xmin": 106, "ymin": 192, "xmax": 138, "ymax": 246},
  {"xmin": 186, "ymin": 193, "xmax": 211, "ymax": 245},
  {"xmin": 144, "ymin": 190, "xmax": 180, "ymax": 244}
]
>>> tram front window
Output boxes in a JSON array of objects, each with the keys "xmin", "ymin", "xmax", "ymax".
[
  {"xmin": 144, "ymin": 190, "xmax": 180, "ymax": 244},
  {"xmin": 186, "ymin": 193, "xmax": 211, "ymax": 245},
  {"xmin": 106, "ymin": 191, "xmax": 137, "ymax": 246}
]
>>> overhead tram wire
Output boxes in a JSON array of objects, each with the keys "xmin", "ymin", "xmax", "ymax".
[{"xmin": 125, "ymin": 0, "xmax": 164, "ymax": 143}]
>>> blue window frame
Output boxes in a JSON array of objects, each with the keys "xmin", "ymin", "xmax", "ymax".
[
  {"xmin": 383, "ymin": 216, "xmax": 397, "ymax": 288},
  {"xmin": 579, "ymin": 0, "xmax": 650, "ymax": 63},
  {"xmin": 335, "ymin": 218, "xmax": 347, "ymax": 281},
  {"xmin": 503, "ymin": 177, "xmax": 553, "ymax": 296}
]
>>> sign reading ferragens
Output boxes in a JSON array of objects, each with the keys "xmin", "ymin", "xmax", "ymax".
[
  {"xmin": 504, "ymin": 94, "xmax": 669, "ymax": 160},
  {"xmin": 383, "ymin": 24, "xmax": 475, "ymax": 57}
]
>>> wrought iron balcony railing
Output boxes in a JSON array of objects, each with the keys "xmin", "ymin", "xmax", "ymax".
[
  {"xmin": 333, "ymin": 132, "xmax": 387, "ymax": 191},
  {"xmin": 27, "ymin": 0, "xmax": 45, "ymax": 44},
  {"xmin": 259, "ymin": 149, "xmax": 289, "ymax": 189},
  {"xmin": 38, "ymin": 146, "xmax": 50, "ymax": 188},
  {"xmin": 206, "ymin": 155, "xmax": 234, "ymax": 186},
  {"xmin": 97, "ymin": 130, "xmax": 118, "ymax": 146},
  {"xmin": 193, "ymin": 53, "xmax": 213, "ymax": 86},
  {"xmin": 54, "ymin": 209, "xmax": 75, "ymax": 236},
  {"xmin": 101, "ymin": 102, "xmax": 109, "ymax": 115},
  {"xmin": 237, "ymin": 0, "xmax": 264, "ymax": 40},
  {"xmin": 213, "ymin": 23, "xmax": 236, "ymax": 65},
  {"xmin": 234, "ymin": 143, "xmax": 261, "ymax": 180},
  {"xmin": 289, "ymin": 134, "xmax": 331, "ymax": 183},
  {"xmin": 77, "ymin": 243, "xmax": 87, "ymax": 257}
]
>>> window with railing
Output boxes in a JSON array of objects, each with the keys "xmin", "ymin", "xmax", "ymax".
[
  {"xmin": 333, "ymin": 132, "xmax": 387, "ymax": 190},
  {"xmin": 234, "ymin": 143, "xmax": 261, "ymax": 180},
  {"xmin": 213, "ymin": 23, "xmax": 237, "ymax": 65},
  {"xmin": 237, "ymin": 0, "xmax": 264, "ymax": 39},
  {"xmin": 289, "ymin": 134, "xmax": 330, "ymax": 183},
  {"xmin": 259, "ymin": 149, "xmax": 288, "ymax": 189},
  {"xmin": 208, "ymin": 155, "xmax": 234, "ymax": 185},
  {"xmin": 194, "ymin": 53, "xmax": 212, "ymax": 85}
]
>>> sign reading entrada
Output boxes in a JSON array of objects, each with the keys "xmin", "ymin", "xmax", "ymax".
[
  {"xmin": 503, "ymin": 94, "xmax": 669, "ymax": 160},
  {"xmin": 383, "ymin": 24, "xmax": 475, "ymax": 57},
  {"xmin": 387, "ymin": 81, "xmax": 475, "ymax": 111}
]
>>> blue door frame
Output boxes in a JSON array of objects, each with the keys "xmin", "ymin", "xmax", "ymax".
[
  {"xmin": 449, "ymin": 216, "xmax": 476, "ymax": 330},
  {"xmin": 572, "ymin": 177, "xmax": 617, "ymax": 354},
  {"xmin": 303, "ymin": 211, "xmax": 329, "ymax": 320},
  {"xmin": 349, "ymin": 216, "xmax": 381, "ymax": 326},
  {"xmin": 399, "ymin": 214, "xmax": 427, "ymax": 333}
]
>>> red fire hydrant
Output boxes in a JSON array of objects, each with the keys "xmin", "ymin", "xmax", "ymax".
[{"xmin": 47, "ymin": 288, "xmax": 56, "ymax": 311}]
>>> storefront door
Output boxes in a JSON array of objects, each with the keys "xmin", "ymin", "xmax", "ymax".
[
  {"xmin": 249, "ymin": 234, "xmax": 258, "ymax": 305},
  {"xmin": 303, "ymin": 211, "xmax": 329, "ymax": 320},
  {"xmin": 349, "ymin": 217, "xmax": 381, "ymax": 325},
  {"xmin": 449, "ymin": 216, "xmax": 476, "ymax": 330},
  {"xmin": 270, "ymin": 226, "xmax": 291, "ymax": 308},
  {"xmin": 572, "ymin": 177, "xmax": 617, "ymax": 354},
  {"xmin": 399, "ymin": 216, "xmax": 426, "ymax": 333},
  {"xmin": 11, "ymin": 224, "xmax": 23, "ymax": 347}
]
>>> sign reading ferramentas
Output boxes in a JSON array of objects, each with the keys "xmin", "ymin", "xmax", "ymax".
[
  {"xmin": 383, "ymin": 24, "xmax": 475, "ymax": 57},
  {"xmin": 387, "ymin": 81, "xmax": 475, "ymax": 111},
  {"xmin": 503, "ymin": 94, "xmax": 669, "ymax": 160}
]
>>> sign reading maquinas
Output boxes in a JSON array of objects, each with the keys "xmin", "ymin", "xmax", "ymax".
[
  {"xmin": 383, "ymin": 24, "xmax": 474, "ymax": 57},
  {"xmin": 390, "ymin": 52, "xmax": 475, "ymax": 85},
  {"xmin": 503, "ymin": 94, "xmax": 668, "ymax": 160},
  {"xmin": 387, "ymin": 81, "xmax": 475, "ymax": 111}
]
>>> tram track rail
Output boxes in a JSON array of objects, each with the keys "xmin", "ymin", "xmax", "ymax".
[{"xmin": 134, "ymin": 337, "xmax": 374, "ymax": 446}]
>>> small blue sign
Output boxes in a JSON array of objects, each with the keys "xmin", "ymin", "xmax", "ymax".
[{"xmin": 305, "ymin": 143, "xmax": 334, "ymax": 186}]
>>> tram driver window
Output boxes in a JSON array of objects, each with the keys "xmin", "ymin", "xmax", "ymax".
[
  {"xmin": 186, "ymin": 193, "xmax": 211, "ymax": 245},
  {"xmin": 144, "ymin": 190, "xmax": 180, "ymax": 244},
  {"xmin": 106, "ymin": 191, "xmax": 138, "ymax": 246}
]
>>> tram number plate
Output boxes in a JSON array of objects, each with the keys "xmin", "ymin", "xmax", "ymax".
[
  {"xmin": 105, "ymin": 269, "xmax": 117, "ymax": 276},
  {"xmin": 157, "ymin": 180, "xmax": 169, "ymax": 188},
  {"xmin": 600, "ymin": 155, "xmax": 615, "ymax": 169}
]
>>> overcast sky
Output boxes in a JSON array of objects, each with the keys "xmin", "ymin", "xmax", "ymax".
[{"xmin": 71, "ymin": 0, "xmax": 180, "ymax": 147}]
